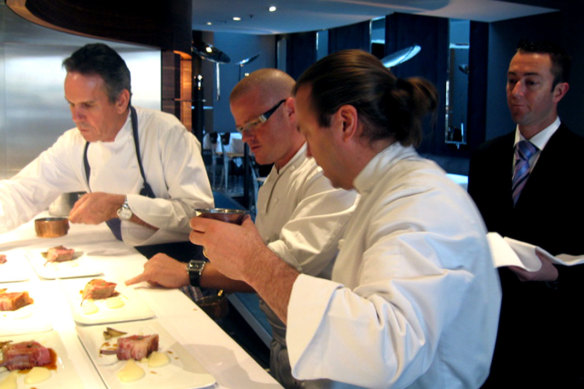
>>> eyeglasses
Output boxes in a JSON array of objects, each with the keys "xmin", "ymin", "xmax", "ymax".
[{"xmin": 236, "ymin": 99, "xmax": 286, "ymax": 134}]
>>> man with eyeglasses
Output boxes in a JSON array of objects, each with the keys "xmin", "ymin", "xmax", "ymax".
[{"xmin": 127, "ymin": 68, "xmax": 358, "ymax": 388}]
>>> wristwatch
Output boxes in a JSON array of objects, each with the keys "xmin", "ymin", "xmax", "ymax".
[
  {"xmin": 187, "ymin": 260, "xmax": 206, "ymax": 287},
  {"xmin": 117, "ymin": 197, "xmax": 133, "ymax": 221}
]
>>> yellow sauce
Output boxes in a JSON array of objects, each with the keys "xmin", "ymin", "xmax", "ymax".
[
  {"xmin": 24, "ymin": 366, "xmax": 51, "ymax": 384},
  {"xmin": 0, "ymin": 372, "xmax": 17, "ymax": 389},
  {"xmin": 81, "ymin": 299, "xmax": 98, "ymax": 315},
  {"xmin": 148, "ymin": 351, "xmax": 170, "ymax": 368},
  {"xmin": 117, "ymin": 359, "xmax": 145, "ymax": 382},
  {"xmin": 105, "ymin": 296, "xmax": 125, "ymax": 309}
]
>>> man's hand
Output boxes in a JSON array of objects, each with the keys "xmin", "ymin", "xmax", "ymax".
[
  {"xmin": 189, "ymin": 216, "xmax": 265, "ymax": 283},
  {"xmin": 69, "ymin": 192, "xmax": 124, "ymax": 224},
  {"xmin": 509, "ymin": 251, "xmax": 559, "ymax": 282},
  {"xmin": 189, "ymin": 215, "xmax": 299, "ymax": 324},
  {"xmin": 125, "ymin": 253, "xmax": 189, "ymax": 288}
]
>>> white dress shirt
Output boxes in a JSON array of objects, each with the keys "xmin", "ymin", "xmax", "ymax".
[
  {"xmin": 286, "ymin": 143, "xmax": 502, "ymax": 388},
  {"xmin": 0, "ymin": 107, "xmax": 214, "ymax": 245},
  {"xmin": 513, "ymin": 116, "xmax": 561, "ymax": 171}
]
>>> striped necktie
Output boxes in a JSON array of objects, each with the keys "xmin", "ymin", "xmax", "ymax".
[{"xmin": 512, "ymin": 140, "xmax": 538, "ymax": 205}]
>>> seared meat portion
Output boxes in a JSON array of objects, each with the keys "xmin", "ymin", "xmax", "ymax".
[
  {"xmin": 0, "ymin": 341, "xmax": 52, "ymax": 371},
  {"xmin": 82, "ymin": 279, "xmax": 118, "ymax": 300},
  {"xmin": 117, "ymin": 334, "xmax": 159, "ymax": 361},
  {"xmin": 0, "ymin": 291, "xmax": 34, "ymax": 311},
  {"xmin": 45, "ymin": 245, "xmax": 75, "ymax": 262}
]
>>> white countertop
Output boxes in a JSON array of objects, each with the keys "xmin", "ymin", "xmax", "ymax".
[{"xmin": 0, "ymin": 216, "xmax": 281, "ymax": 389}]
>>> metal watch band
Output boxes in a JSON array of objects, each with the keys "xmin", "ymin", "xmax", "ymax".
[{"xmin": 117, "ymin": 197, "xmax": 133, "ymax": 220}]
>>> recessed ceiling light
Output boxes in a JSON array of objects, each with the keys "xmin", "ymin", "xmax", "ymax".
[
  {"xmin": 268, "ymin": 6, "xmax": 277, "ymax": 12},
  {"xmin": 233, "ymin": 16, "xmax": 242, "ymax": 21},
  {"xmin": 206, "ymin": 21, "xmax": 213, "ymax": 25}
]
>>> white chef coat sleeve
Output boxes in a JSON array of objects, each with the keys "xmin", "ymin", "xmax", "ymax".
[
  {"xmin": 121, "ymin": 122, "xmax": 213, "ymax": 246},
  {"xmin": 286, "ymin": 233, "xmax": 477, "ymax": 388},
  {"xmin": 266, "ymin": 174, "xmax": 357, "ymax": 276},
  {"xmin": 0, "ymin": 130, "xmax": 86, "ymax": 232}
]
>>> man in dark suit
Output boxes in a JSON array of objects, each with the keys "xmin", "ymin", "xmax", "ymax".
[{"xmin": 468, "ymin": 40, "xmax": 584, "ymax": 388}]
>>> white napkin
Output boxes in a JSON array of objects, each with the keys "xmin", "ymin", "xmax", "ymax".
[{"xmin": 487, "ymin": 232, "xmax": 584, "ymax": 272}]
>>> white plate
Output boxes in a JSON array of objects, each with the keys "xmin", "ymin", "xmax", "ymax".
[
  {"xmin": 26, "ymin": 248, "xmax": 102, "ymax": 279},
  {"xmin": 76, "ymin": 320, "xmax": 216, "ymax": 389},
  {"xmin": 62, "ymin": 279, "xmax": 155, "ymax": 325},
  {"xmin": 0, "ymin": 331, "xmax": 85, "ymax": 388},
  {"xmin": 0, "ymin": 251, "xmax": 32, "ymax": 283},
  {"xmin": 0, "ymin": 282, "xmax": 53, "ymax": 335}
]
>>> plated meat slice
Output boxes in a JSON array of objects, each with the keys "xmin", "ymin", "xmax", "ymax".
[
  {"xmin": 0, "ymin": 254, "xmax": 6, "ymax": 264},
  {"xmin": 45, "ymin": 245, "xmax": 75, "ymax": 262},
  {"xmin": 116, "ymin": 334, "xmax": 159, "ymax": 361},
  {"xmin": 0, "ymin": 341, "xmax": 52, "ymax": 371},
  {"xmin": 0, "ymin": 291, "xmax": 34, "ymax": 311},
  {"xmin": 82, "ymin": 279, "xmax": 118, "ymax": 300}
]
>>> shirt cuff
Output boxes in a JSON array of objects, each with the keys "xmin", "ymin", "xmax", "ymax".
[{"xmin": 286, "ymin": 274, "xmax": 343, "ymax": 379}]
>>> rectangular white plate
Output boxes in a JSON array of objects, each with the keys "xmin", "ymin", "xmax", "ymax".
[
  {"xmin": 26, "ymin": 248, "xmax": 103, "ymax": 279},
  {"xmin": 61, "ymin": 278, "xmax": 155, "ymax": 325},
  {"xmin": 0, "ymin": 282, "xmax": 53, "ymax": 335},
  {"xmin": 0, "ymin": 251, "xmax": 32, "ymax": 283},
  {"xmin": 76, "ymin": 320, "xmax": 216, "ymax": 389},
  {"xmin": 0, "ymin": 331, "xmax": 85, "ymax": 388}
]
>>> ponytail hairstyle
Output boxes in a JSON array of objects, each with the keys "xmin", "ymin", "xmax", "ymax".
[{"xmin": 293, "ymin": 49, "xmax": 438, "ymax": 147}]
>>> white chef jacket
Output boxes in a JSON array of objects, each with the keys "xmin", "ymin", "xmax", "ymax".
[
  {"xmin": 256, "ymin": 143, "xmax": 358, "ymax": 278},
  {"xmin": 287, "ymin": 144, "xmax": 501, "ymax": 389},
  {"xmin": 256, "ymin": 143, "xmax": 358, "ymax": 387},
  {"xmin": 0, "ymin": 107, "xmax": 214, "ymax": 246}
]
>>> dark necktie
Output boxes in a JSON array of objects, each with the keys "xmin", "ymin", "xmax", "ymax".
[{"xmin": 512, "ymin": 140, "xmax": 538, "ymax": 205}]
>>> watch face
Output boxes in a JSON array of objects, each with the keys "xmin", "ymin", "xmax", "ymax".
[
  {"xmin": 117, "ymin": 205, "xmax": 132, "ymax": 220},
  {"xmin": 189, "ymin": 260, "xmax": 205, "ymax": 272}
]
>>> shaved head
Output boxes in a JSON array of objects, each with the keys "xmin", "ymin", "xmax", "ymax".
[{"xmin": 230, "ymin": 68, "xmax": 295, "ymax": 105}]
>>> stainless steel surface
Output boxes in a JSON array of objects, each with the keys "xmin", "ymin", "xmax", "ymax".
[
  {"xmin": 48, "ymin": 191, "xmax": 85, "ymax": 217},
  {"xmin": 0, "ymin": 3, "xmax": 161, "ymax": 180},
  {"xmin": 195, "ymin": 208, "xmax": 248, "ymax": 224}
]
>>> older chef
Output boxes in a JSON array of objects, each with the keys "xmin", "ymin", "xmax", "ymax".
[{"xmin": 0, "ymin": 43, "xmax": 213, "ymax": 246}]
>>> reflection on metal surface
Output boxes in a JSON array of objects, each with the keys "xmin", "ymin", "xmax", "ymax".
[
  {"xmin": 236, "ymin": 54, "xmax": 259, "ymax": 80},
  {"xmin": 192, "ymin": 41, "xmax": 231, "ymax": 64},
  {"xmin": 0, "ymin": 3, "xmax": 160, "ymax": 179},
  {"xmin": 381, "ymin": 44, "xmax": 421, "ymax": 68},
  {"xmin": 192, "ymin": 41, "xmax": 231, "ymax": 102}
]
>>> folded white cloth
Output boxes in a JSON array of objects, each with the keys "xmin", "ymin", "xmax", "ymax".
[{"xmin": 487, "ymin": 232, "xmax": 584, "ymax": 271}]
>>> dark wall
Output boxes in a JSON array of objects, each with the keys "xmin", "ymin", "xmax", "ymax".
[
  {"xmin": 284, "ymin": 32, "xmax": 316, "ymax": 80},
  {"xmin": 385, "ymin": 13, "xmax": 450, "ymax": 164},
  {"xmin": 328, "ymin": 20, "xmax": 371, "ymax": 53},
  {"xmin": 203, "ymin": 32, "xmax": 276, "ymax": 132}
]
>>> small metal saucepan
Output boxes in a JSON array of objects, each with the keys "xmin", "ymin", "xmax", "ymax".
[
  {"xmin": 194, "ymin": 208, "xmax": 248, "ymax": 225},
  {"xmin": 35, "ymin": 217, "xmax": 69, "ymax": 238}
]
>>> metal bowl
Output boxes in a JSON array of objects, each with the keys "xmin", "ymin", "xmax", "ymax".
[
  {"xmin": 34, "ymin": 217, "xmax": 69, "ymax": 238},
  {"xmin": 194, "ymin": 208, "xmax": 248, "ymax": 225},
  {"xmin": 196, "ymin": 293, "xmax": 229, "ymax": 321}
]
